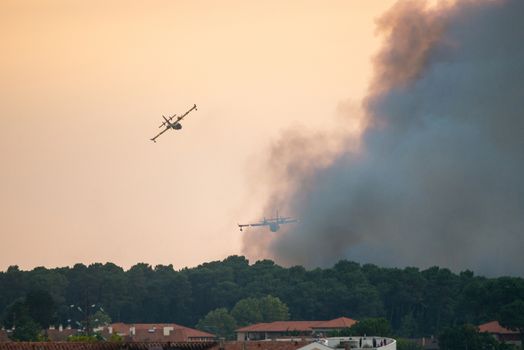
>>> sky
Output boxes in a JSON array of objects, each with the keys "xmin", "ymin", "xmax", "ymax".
[{"xmin": 0, "ymin": 0, "xmax": 397, "ymax": 271}]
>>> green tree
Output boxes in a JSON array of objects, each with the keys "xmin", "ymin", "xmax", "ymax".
[
  {"xmin": 2, "ymin": 298, "xmax": 48, "ymax": 341},
  {"xmin": 231, "ymin": 295, "xmax": 289, "ymax": 326},
  {"xmin": 231, "ymin": 298, "xmax": 262, "ymax": 326},
  {"xmin": 349, "ymin": 318, "xmax": 392, "ymax": 337},
  {"xmin": 2, "ymin": 299, "xmax": 28, "ymax": 329},
  {"xmin": 2, "ymin": 291, "xmax": 56, "ymax": 340},
  {"xmin": 67, "ymin": 334, "xmax": 102, "ymax": 342},
  {"xmin": 25, "ymin": 289, "xmax": 56, "ymax": 329},
  {"xmin": 196, "ymin": 308, "xmax": 236, "ymax": 340},
  {"xmin": 89, "ymin": 310, "xmax": 111, "ymax": 328},
  {"xmin": 398, "ymin": 312, "xmax": 418, "ymax": 338},
  {"xmin": 499, "ymin": 299, "xmax": 524, "ymax": 348},
  {"xmin": 109, "ymin": 333, "xmax": 123, "ymax": 342},
  {"xmin": 11, "ymin": 316, "xmax": 41, "ymax": 341},
  {"xmin": 259, "ymin": 295, "xmax": 289, "ymax": 322},
  {"xmin": 396, "ymin": 339, "xmax": 424, "ymax": 350},
  {"xmin": 438, "ymin": 324, "xmax": 499, "ymax": 350}
]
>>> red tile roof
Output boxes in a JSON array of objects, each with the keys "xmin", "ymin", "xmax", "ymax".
[
  {"xmin": 236, "ymin": 321, "xmax": 323, "ymax": 333},
  {"xmin": 313, "ymin": 317, "xmax": 357, "ymax": 329},
  {"xmin": 109, "ymin": 322, "xmax": 136, "ymax": 336},
  {"xmin": 106, "ymin": 323, "xmax": 214, "ymax": 342},
  {"xmin": 222, "ymin": 341, "xmax": 308, "ymax": 350},
  {"xmin": 46, "ymin": 328, "xmax": 81, "ymax": 341},
  {"xmin": 478, "ymin": 321, "xmax": 518, "ymax": 335},
  {"xmin": 236, "ymin": 317, "xmax": 357, "ymax": 333},
  {"xmin": 0, "ymin": 342, "xmax": 217, "ymax": 350},
  {"xmin": 0, "ymin": 330, "xmax": 10, "ymax": 342}
]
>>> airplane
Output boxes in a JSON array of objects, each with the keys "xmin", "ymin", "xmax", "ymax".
[
  {"xmin": 150, "ymin": 104, "xmax": 197, "ymax": 142},
  {"xmin": 238, "ymin": 210, "xmax": 297, "ymax": 232}
]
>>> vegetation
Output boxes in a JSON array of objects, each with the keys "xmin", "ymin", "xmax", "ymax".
[
  {"xmin": 395, "ymin": 339, "xmax": 424, "ymax": 350},
  {"xmin": 347, "ymin": 318, "xmax": 392, "ymax": 337},
  {"xmin": 67, "ymin": 333, "xmax": 103, "ymax": 342},
  {"xmin": 231, "ymin": 295, "xmax": 289, "ymax": 326},
  {"xmin": 499, "ymin": 299, "xmax": 524, "ymax": 347},
  {"xmin": 196, "ymin": 295, "xmax": 288, "ymax": 339},
  {"xmin": 108, "ymin": 333, "xmax": 123, "ymax": 342},
  {"xmin": 196, "ymin": 308, "xmax": 237, "ymax": 339},
  {"xmin": 2, "ymin": 290, "xmax": 56, "ymax": 341},
  {"xmin": 0, "ymin": 256, "xmax": 523, "ymax": 341},
  {"xmin": 437, "ymin": 324, "xmax": 514, "ymax": 350}
]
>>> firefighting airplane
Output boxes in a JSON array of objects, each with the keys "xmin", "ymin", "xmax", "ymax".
[
  {"xmin": 150, "ymin": 104, "xmax": 197, "ymax": 142},
  {"xmin": 238, "ymin": 211, "xmax": 298, "ymax": 232}
]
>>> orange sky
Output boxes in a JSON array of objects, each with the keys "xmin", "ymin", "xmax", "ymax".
[{"xmin": 0, "ymin": 0, "xmax": 397, "ymax": 270}]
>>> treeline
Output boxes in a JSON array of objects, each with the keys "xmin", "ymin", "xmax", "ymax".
[{"xmin": 1, "ymin": 255, "xmax": 523, "ymax": 337}]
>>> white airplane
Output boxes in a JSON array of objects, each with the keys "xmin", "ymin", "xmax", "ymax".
[
  {"xmin": 150, "ymin": 104, "xmax": 197, "ymax": 142},
  {"xmin": 238, "ymin": 210, "xmax": 297, "ymax": 232}
]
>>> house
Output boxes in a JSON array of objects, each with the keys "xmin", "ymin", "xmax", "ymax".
[
  {"xmin": 100, "ymin": 323, "xmax": 216, "ymax": 342},
  {"xmin": 311, "ymin": 318, "xmax": 357, "ymax": 336},
  {"xmin": 46, "ymin": 325, "xmax": 82, "ymax": 341},
  {"xmin": 478, "ymin": 321, "xmax": 521, "ymax": 346},
  {"xmin": 297, "ymin": 336, "xmax": 396, "ymax": 350},
  {"xmin": 297, "ymin": 336, "xmax": 397, "ymax": 350},
  {"xmin": 235, "ymin": 317, "xmax": 357, "ymax": 341},
  {"xmin": 0, "ymin": 329, "xmax": 10, "ymax": 342},
  {"xmin": 0, "ymin": 341, "xmax": 218, "ymax": 350}
]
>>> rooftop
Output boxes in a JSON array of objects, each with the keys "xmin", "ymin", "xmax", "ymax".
[
  {"xmin": 111, "ymin": 322, "xmax": 214, "ymax": 338},
  {"xmin": 478, "ymin": 321, "xmax": 518, "ymax": 335},
  {"xmin": 236, "ymin": 317, "xmax": 357, "ymax": 333},
  {"xmin": 237, "ymin": 321, "xmax": 323, "ymax": 333},
  {"xmin": 313, "ymin": 317, "xmax": 357, "ymax": 329}
]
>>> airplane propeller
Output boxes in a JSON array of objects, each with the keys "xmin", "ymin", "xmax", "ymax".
[{"xmin": 159, "ymin": 114, "xmax": 176, "ymax": 128}]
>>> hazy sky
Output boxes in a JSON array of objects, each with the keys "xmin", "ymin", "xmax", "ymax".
[{"xmin": 0, "ymin": 1, "xmax": 396, "ymax": 270}]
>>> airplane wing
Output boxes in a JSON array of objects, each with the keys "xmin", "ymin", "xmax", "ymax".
[
  {"xmin": 238, "ymin": 222, "xmax": 269, "ymax": 231},
  {"xmin": 248, "ymin": 222, "xmax": 268, "ymax": 227},
  {"xmin": 238, "ymin": 223, "xmax": 251, "ymax": 232},
  {"xmin": 238, "ymin": 222, "xmax": 267, "ymax": 228},
  {"xmin": 174, "ymin": 104, "xmax": 197, "ymax": 124},
  {"xmin": 275, "ymin": 216, "xmax": 297, "ymax": 224},
  {"xmin": 150, "ymin": 126, "xmax": 170, "ymax": 143}
]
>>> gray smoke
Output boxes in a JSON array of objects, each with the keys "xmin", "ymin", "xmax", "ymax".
[{"xmin": 242, "ymin": 0, "xmax": 524, "ymax": 276}]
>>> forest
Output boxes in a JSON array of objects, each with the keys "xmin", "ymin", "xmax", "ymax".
[{"xmin": 1, "ymin": 255, "xmax": 523, "ymax": 340}]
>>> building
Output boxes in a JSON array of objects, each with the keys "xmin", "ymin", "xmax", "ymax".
[
  {"xmin": 298, "ymin": 336, "xmax": 396, "ymax": 350},
  {"xmin": 0, "ymin": 329, "xmax": 10, "ymax": 342},
  {"xmin": 478, "ymin": 321, "xmax": 521, "ymax": 346},
  {"xmin": 47, "ymin": 325, "xmax": 82, "ymax": 341},
  {"xmin": 1, "ymin": 323, "xmax": 214, "ymax": 343},
  {"xmin": 99, "ymin": 323, "xmax": 216, "ymax": 342},
  {"xmin": 311, "ymin": 318, "xmax": 358, "ymax": 335},
  {"xmin": 235, "ymin": 317, "xmax": 357, "ymax": 341},
  {"xmin": 411, "ymin": 337, "xmax": 439, "ymax": 350},
  {"xmin": 0, "ymin": 341, "xmax": 217, "ymax": 350}
]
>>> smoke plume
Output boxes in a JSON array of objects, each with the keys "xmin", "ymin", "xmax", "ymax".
[{"xmin": 242, "ymin": 0, "xmax": 524, "ymax": 276}]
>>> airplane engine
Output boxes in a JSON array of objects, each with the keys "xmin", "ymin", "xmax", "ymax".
[{"xmin": 173, "ymin": 123, "xmax": 182, "ymax": 130}]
